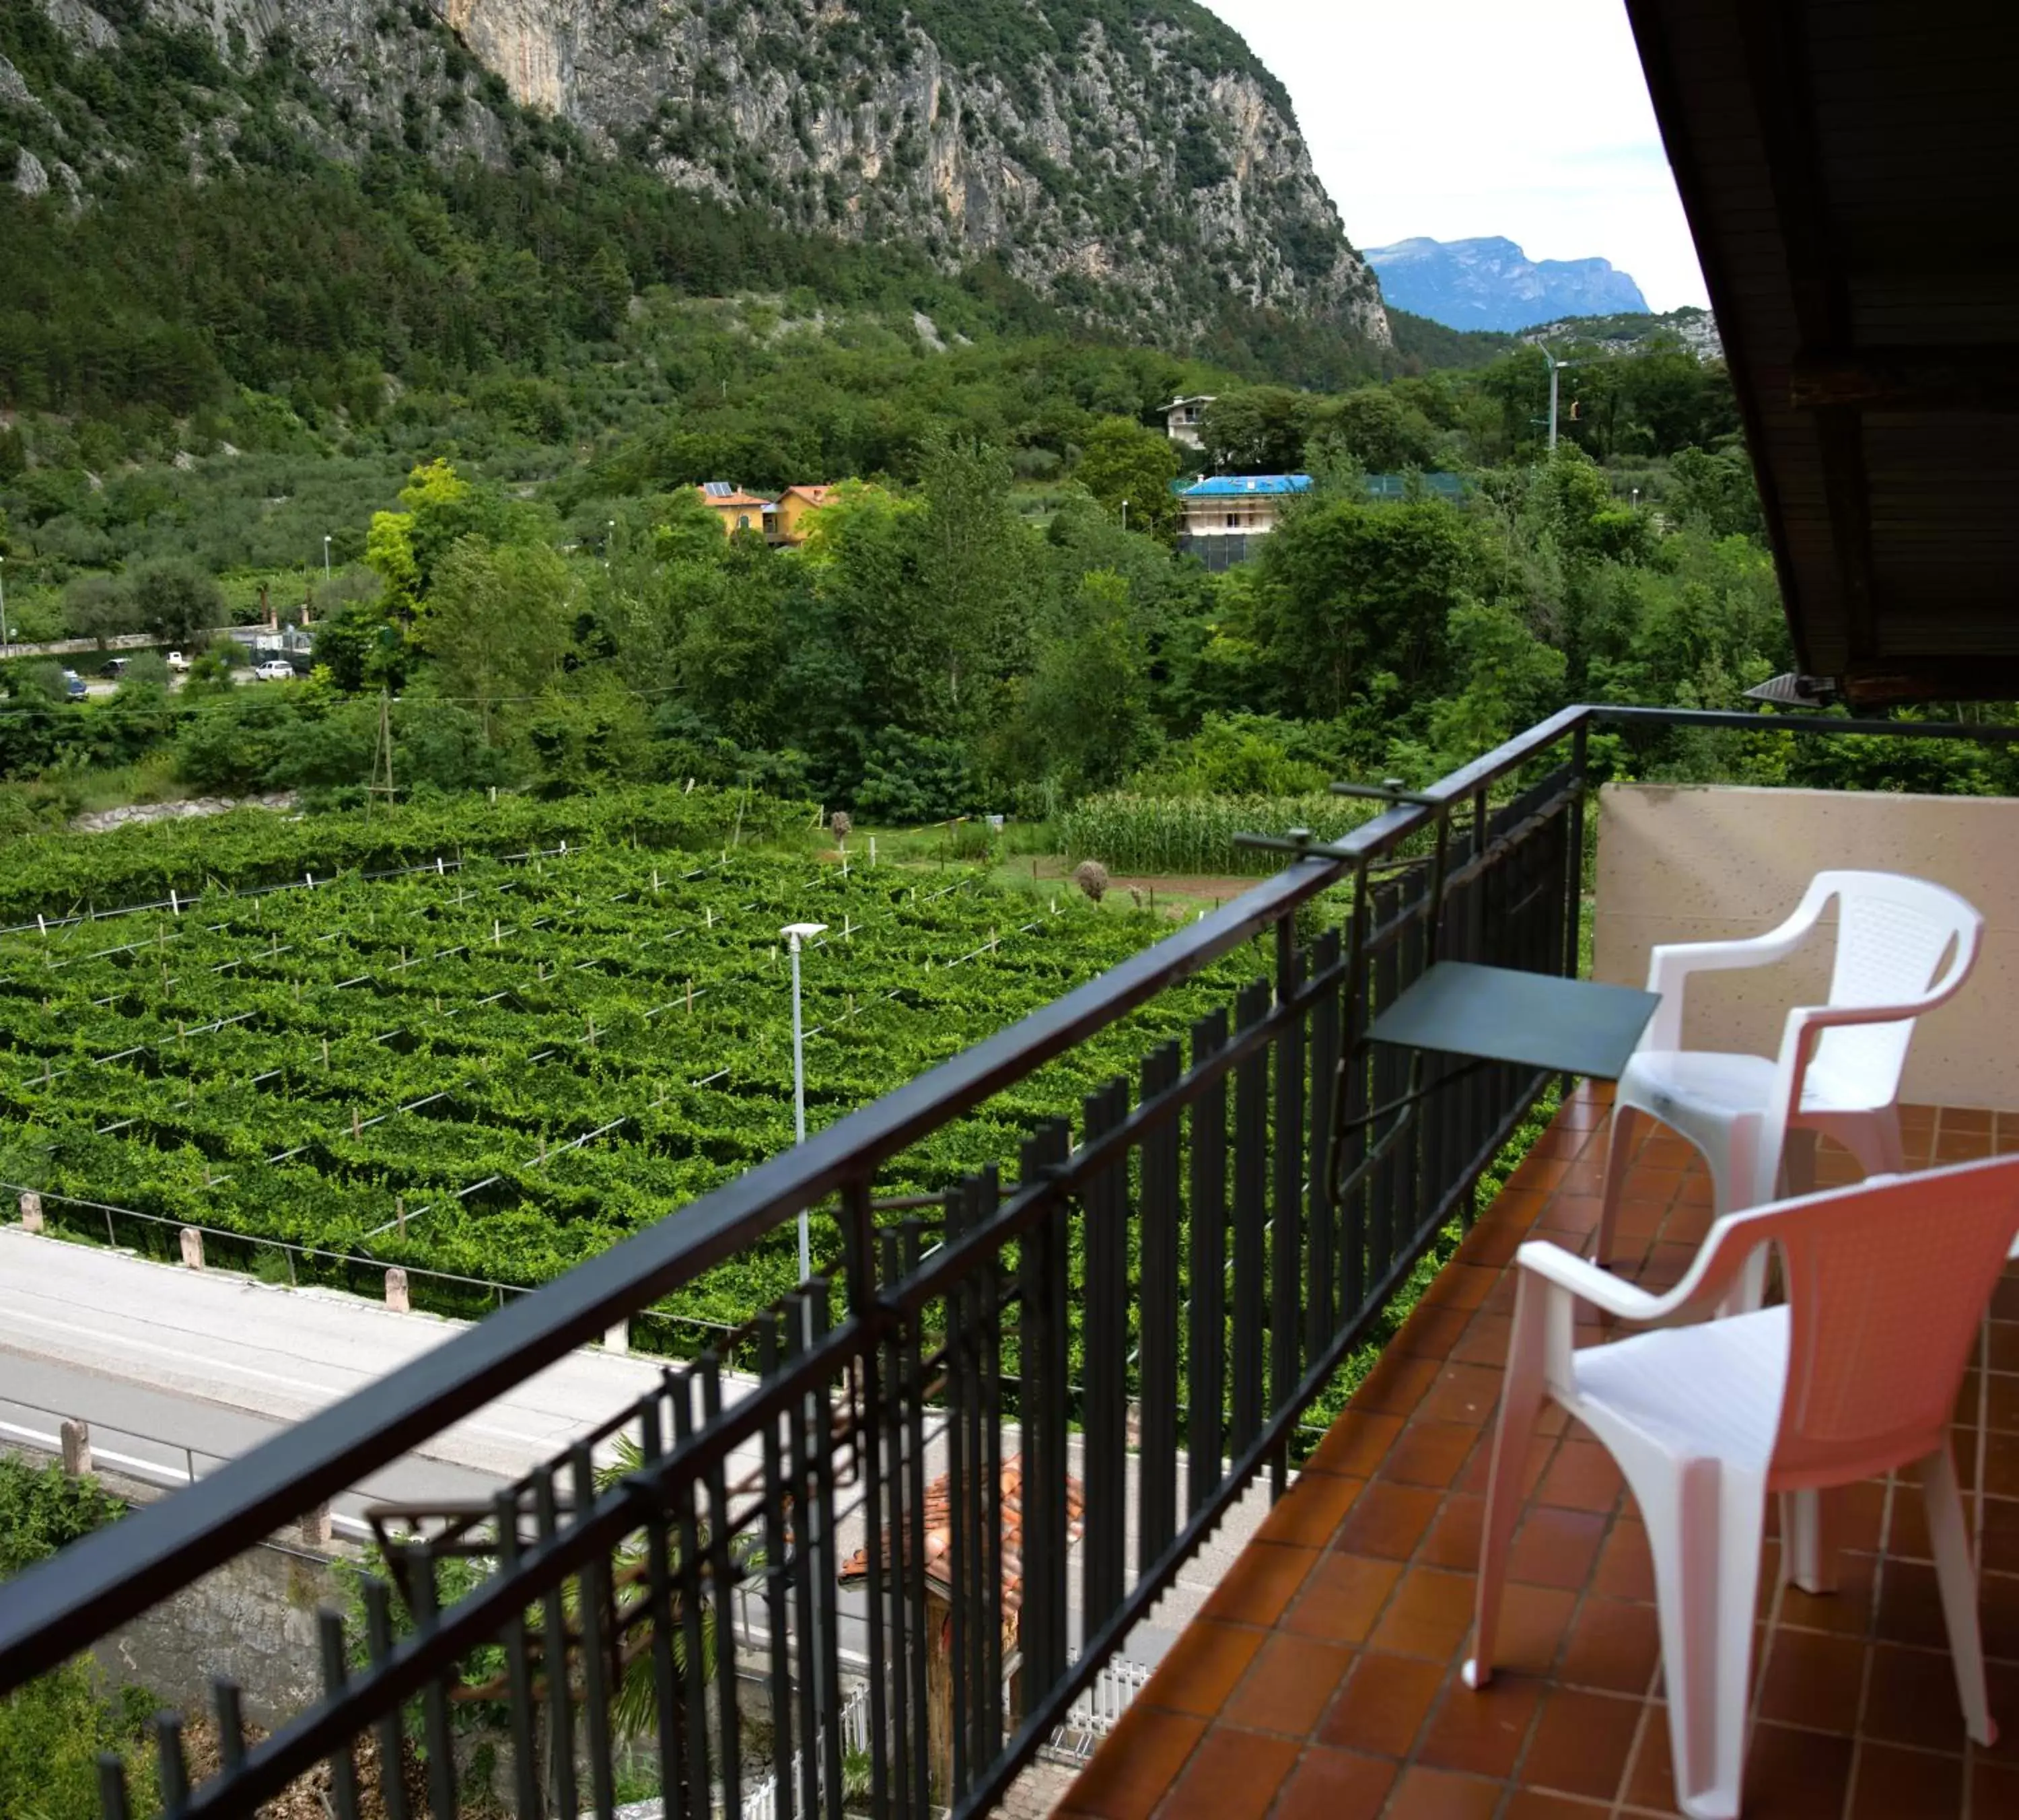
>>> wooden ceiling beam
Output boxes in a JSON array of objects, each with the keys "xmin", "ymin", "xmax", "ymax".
[
  {"xmin": 1841, "ymin": 655, "xmax": 2019, "ymax": 707},
  {"xmin": 1792, "ymin": 345, "xmax": 2019, "ymax": 411},
  {"xmin": 1733, "ymin": 2, "xmax": 1879, "ymax": 667}
]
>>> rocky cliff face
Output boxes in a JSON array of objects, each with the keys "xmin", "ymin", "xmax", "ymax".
[
  {"xmin": 10, "ymin": 0, "xmax": 1388, "ymax": 346},
  {"xmin": 1363, "ymin": 236, "xmax": 1646, "ymax": 334}
]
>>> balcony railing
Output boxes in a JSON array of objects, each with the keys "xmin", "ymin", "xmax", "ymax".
[{"xmin": 0, "ymin": 706, "xmax": 2012, "ymax": 1820}]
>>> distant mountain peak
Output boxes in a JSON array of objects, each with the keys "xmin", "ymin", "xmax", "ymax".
[{"xmin": 1363, "ymin": 236, "xmax": 1648, "ymax": 333}]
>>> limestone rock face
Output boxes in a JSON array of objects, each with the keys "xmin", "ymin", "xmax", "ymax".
[{"xmin": 22, "ymin": 0, "xmax": 1388, "ymax": 344}]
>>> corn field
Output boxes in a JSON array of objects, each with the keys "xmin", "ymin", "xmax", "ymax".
[{"xmin": 1059, "ymin": 793, "xmax": 1380, "ymax": 877}]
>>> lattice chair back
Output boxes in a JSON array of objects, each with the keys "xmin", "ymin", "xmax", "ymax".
[
  {"xmin": 1768, "ymin": 1154, "xmax": 2019, "ymax": 1487},
  {"xmin": 1806, "ymin": 869, "xmax": 1981, "ymax": 1102}
]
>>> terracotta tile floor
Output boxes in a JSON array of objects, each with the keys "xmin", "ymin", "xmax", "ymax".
[{"xmin": 1065, "ymin": 1086, "xmax": 2019, "ymax": 1820}]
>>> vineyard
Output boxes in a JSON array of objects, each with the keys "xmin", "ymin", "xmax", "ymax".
[{"xmin": 0, "ymin": 796, "xmax": 1260, "ymax": 1345}]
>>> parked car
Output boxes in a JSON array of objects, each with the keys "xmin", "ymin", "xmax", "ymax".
[
  {"xmin": 100, "ymin": 657, "xmax": 129, "ymax": 678},
  {"xmin": 61, "ymin": 668, "xmax": 87, "ymax": 699},
  {"xmin": 253, "ymin": 659, "xmax": 295, "ymax": 682},
  {"xmin": 165, "ymin": 651, "xmax": 190, "ymax": 673}
]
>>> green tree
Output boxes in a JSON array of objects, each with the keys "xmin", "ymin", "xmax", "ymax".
[
  {"xmin": 63, "ymin": 574, "xmax": 140, "ymax": 647},
  {"xmin": 1012, "ymin": 569, "xmax": 1158, "ymax": 793},
  {"xmin": 423, "ymin": 541, "xmax": 578, "ymax": 716},
  {"xmin": 580, "ymin": 242, "xmax": 634, "ymax": 338},
  {"xmin": 1073, "ymin": 417, "xmax": 1180, "ymax": 538},
  {"xmin": 1425, "ymin": 600, "xmax": 1569, "ymax": 763},
  {"xmin": 130, "ymin": 558, "xmax": 222, "ymax": 646},
  {"xmin": 1316, "ymin": 387, "xmax": 1439, "ymax": 473},
  {"xmin": 1201, "ymin": 387, "xmax": 1314, "ymax": 475},
  {"xmin": 1669, "ymin": 445, "xmax": 1765, "ymax": 539},
  {"xmin": 913, "ymin": 431, "xmax": 1035, "ymax": 726},
  {"xmin": 1254, "ymin": 497, "xmax": 1480, "ymax": 717}
]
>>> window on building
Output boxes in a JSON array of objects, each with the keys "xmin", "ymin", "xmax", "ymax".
[{"xmin": 738, "ymin": 515, "xmax": 750, "ymax": 530}]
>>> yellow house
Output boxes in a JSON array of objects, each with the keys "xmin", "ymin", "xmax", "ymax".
[
  {"xmin": 697, "ymin": 482, "xmax": 775, "ymax": 538},
  {"xmin": 771, "ymin": 484, "xmax": 835, "ymax": 545}
]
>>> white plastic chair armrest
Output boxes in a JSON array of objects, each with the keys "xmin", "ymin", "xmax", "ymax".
[
  {"xmin": 1515, "ymin": 1240, "xmax": 1666, "ymax": 1319},
  {"xmin": 1517, "ymin": 1222, "xmax": 1768, "ymax": 1329},
  {"xmin": 1773, "ymin": 995, "xmax": 1950, "ymax": 1115},
  {"xmin": 1641, "ymin": 893, "xmax": 1831, "ymax": 1049}
]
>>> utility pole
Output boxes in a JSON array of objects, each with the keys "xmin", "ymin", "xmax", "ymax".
[
  {"xmin": 367, "ymin": 691, "xmax": 396, "ymax": 818},
  {"xmin": 1545, "ymin": 349, "xmax": 1566, "ymax": 452},
  {"xmin": 0, "ymin": 555, "xmax": 7, "ymax": 656}
]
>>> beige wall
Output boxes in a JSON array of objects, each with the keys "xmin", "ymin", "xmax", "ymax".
[{"xmin": 1592, "ymin": 783, "xmax": 2019, "ymax": 1111}]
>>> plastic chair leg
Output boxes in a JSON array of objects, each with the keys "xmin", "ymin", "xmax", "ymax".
[
  {"xmin": 1645, "ymin": 1457, "xmax": 1765, "ymax": 1820},
  {"xmin": 1876, "ymin": 1109, "xmax": 1907, "ymax": 1174},
  {"xmin": 1780, "ymin": 1487, "xmax": 1838, "ymax": 1595},
  {"xmin": 1595, "ymin": 1102, "xmax": 1641, "ymax": 1269},
  {"xmin": 1463, "ymin": 1273, "xmax": 1549, "ymax": 1691},
  {"xmin": 1716, "ymin": 1121, "xmax": 1775, "ymax": 1315},
  {"xmin": 1781, "ymin": 1127, "xmax": 1818, "ymax": 1199},
  {"xmin": 1827, "ymin": 1109, "xmax": 1907, "ymax": 1181},
  {"xmin": 1923, "ymin": 1444, "xmax": 1999, "ymax": 1749}
]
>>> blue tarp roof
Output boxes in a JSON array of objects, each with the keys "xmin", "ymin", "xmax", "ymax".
[{"xmin": 1180, "ymin": 475, "xmax": 1314, "ymax": 497}]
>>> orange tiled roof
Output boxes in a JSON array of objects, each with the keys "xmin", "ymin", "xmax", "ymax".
[
  {"xmin": 780, "ymin": 485, "xmax": 835, "ymax": 506},
  {"xmin": 837, "ymin": 1454, "xmax": 1084, "ymax": 1615}
]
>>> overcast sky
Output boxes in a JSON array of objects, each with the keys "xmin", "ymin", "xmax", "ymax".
[{"xmin": 1199, "ymin": 0, "xmax": 1709, "ymax": 312}]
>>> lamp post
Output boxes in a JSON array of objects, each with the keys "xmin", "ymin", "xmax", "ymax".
[
  {"xmin": 1121, "ymin": 498, "xmax": 1129, "ymax": 533},
  {"xmin": 322, "ymin": 535, "xmax": 331, "ymax": 582},
  {"xmin": 0, "ymin": 555, "xmax": 7, "ymax": 656},
  {"xmin": 1543, "ymin": 349, "xmax": 1568, "ymax": 452},
  {"xmin": 781, "ymin": 921, "xmax": 828, "ymax": 1282}
]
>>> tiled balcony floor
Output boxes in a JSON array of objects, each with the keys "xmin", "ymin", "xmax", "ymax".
[{"xmin": 1064, "ymin": 1086, "xmax": 2019, "ymax": 1820}]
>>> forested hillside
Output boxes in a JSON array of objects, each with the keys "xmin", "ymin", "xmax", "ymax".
[{"xmin": 2, "ymin": 0, "xmax": 1996, "ymax": 852}]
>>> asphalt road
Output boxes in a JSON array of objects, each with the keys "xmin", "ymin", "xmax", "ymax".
[
  {"xmin": 0, "ymin": 1226, "xmax": 674, "ymax": 1525},
  {"xmin": 0, "ymin": 1227, "xmax": 1273, "ymax": 1669}
]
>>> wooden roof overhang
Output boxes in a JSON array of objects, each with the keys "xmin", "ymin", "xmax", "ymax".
[{"xmin": 1626, "ymin": 0, "xmax": 2019, "ymax": 705}]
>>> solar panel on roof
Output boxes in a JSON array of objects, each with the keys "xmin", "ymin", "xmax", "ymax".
[{"xmin": 703, "ymin": 481, "xmax": 735, "ymax": 497}]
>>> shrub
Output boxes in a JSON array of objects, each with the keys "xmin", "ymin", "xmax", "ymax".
[
  {"xmin": 0, "ymin": 1456, "xmax": 123, "ymax": 1579},
  {"xmin": 1071, "ymin": 858, "xmax": 1110, "ymax": 903}
]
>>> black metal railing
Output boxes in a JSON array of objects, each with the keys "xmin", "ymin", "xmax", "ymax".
[{"xmin": 2, "ymin": 705, "xmax": 2014, "ymax": 1820}]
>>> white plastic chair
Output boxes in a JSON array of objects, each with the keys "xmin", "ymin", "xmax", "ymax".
[
  {"xmin": 1596, "ymin": 869, "xmax": 1982, "ymax": 1273},
  {"xmin": 1464, "ymin": 1156, "xmax": 2019, "ymax": 1819}
]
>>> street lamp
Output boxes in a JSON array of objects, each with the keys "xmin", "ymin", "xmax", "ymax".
[
  {"xmin": 781, "ymin": 921, "xmax": 828, "ymax": 1282},
  {"xmin": 1121, "ymin": 498, "xmax": 1129, "ymax": 532},
  {"xmin": 605, "ymin": 519, "xmax": 616, "ymax": 569},
  {"xmin": 322, "ymin": 534, "xmax": 331, "ymax": 582},
  {"xmin": 1542, "ymin": 349, "xmax": 1569, "ymax": 452}
]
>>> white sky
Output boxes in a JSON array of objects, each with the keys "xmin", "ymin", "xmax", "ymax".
[{"xmin": 1199, "ymin": 0, "xmax": 1710, "ymax": 312}]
